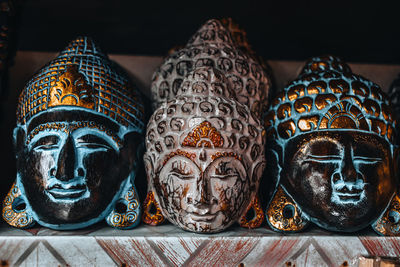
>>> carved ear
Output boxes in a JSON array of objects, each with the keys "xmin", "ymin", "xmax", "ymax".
[
  {"xmin": 239, "ymin": 194, "xmax": 264, "ymax": 229},
  {"xmin": 260, "ymin": 147, "xmax": 281, "ymax": 207},
  {"xmin": 251, "ymin": 161, "xmax": 266, "ymax": 185},
  {"xmin": 393, "ymin": 145, "xmax": 400, "ymax": 182},
  {"xmin": 143, "ymin": 154, "xmax": 154, "ymax": 183},
  {"xmin": 266, "ymin": 185, "xmax": 309, "ymax": 233},
  {"xmin": 2, "ymin": 182, "xmax": 35, "ymax": 229},
  {"xmin": 120, "ymin": 131, "xmax": 143, "ymax": 172},
  {"xmin": 105, "ymin": 179, "xmax": 141, "ymax": 229},
  {"xmin": 13, "ymin": 127, "xmax": 26, "ymax": 159},
  {"xmin": 142, "ymin": 190, "xmax": 165, "ymax": 226},
  {"xmin": 372, "ymin": 192, "xmax": 400, "ymax": 236}
]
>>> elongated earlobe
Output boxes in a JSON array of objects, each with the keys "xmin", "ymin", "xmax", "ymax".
[
  {"xmin": 2, "ymin": 182, "xmax": 35, "ymax": 228},
  {"xmin": 239, "ymin": 194, "xmax": 264, "ymax": 228},
  {"xmin": 373, "ymin": 193, "xmax": 400, "ymax": 236},
  {"xmin": 266, "ymin": 185, "xmax": 309, "ymax": 232},
  {"xmin": 142, "ymin": 191, "xmax": 164, "ymax": 226},
  {"xmin": 106, "ymin": 180, "xmax": 141, "ymax": 229}
]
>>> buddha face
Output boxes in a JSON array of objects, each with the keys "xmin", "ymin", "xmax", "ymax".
[
  {"xmin": 153, "ymin": 148, "xmax": 251, "ymax": 232},
  {"xmin": 282, "ymin": 130, "xmax": 396, "ymax": 231},
  {"xmin": 16, "ymin": 116, "xmax": 136, "ymax": 226}
]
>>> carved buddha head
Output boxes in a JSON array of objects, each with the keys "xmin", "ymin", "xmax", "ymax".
[
  {"xmin": 144, "ymin": 66, "xmax": 266, "ymax": 233},
  {"xmin": 264, "ymin": 55, "xmax": 398, "ymax": 234},
  {"xmin": 151, "ymin": 18, "xmax": 271, "ymax": 119},
  {"xmin": 3, "ymin": 37, "xmax": 145, "ymax": 230}
]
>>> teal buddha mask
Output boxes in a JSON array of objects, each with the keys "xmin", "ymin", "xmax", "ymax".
[
  {"xmin": 2, "ymin": 37, "xmax": 145, "ymax": 230},
  {"xmin": 264, "ymin": 56, "xmax": 400, "ymax": 235}
]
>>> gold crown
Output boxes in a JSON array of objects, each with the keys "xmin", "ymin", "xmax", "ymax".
[
  {"xmin": 16, "ymin": 37, "xmax": 145, "ymax": 131},
  {"xmin": 265, "ymin": 56, "xmax": 396, "ymax": 144}
]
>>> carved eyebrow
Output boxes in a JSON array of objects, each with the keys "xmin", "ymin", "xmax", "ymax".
[
  {"xmin": 27, "ymin": 123, "xmax": 68, "ymax": 144},
  {"xmin": 303, "ymin": 154, "xmax": 342, "ymax": 163},
  {"xmin": 163, "ymin": 151, "xmax": 197, "ymax": 166},
  {"xmin": 76, "ymin": 134, "xmax": 115, "ymax": 147},
  {"xmin": 211, "ymin": 152, "xmax": 242, "ymax": 161},
  {"xmin": 215, "ymin": 161, "xmax": 238, "ymax": 175},
  {"xmin": 171, "ymin": 160, "xmax": 193, "ymax": 175},
  {"xmin": 307, "ymin": 139, "xmax": 341, "ymax": 156},
  {"xmin": 306, "ymin": 154, "xmax": 341, "ymax": 159}
]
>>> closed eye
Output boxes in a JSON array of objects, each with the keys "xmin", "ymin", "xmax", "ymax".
[
  {"xmin": 210, "ymin": 174, "xmax": 238, "ymax": 179},
  {"xmin": 34, "ymin": 144, "xmax": 60, "ymax": 151},
  {"xmin": 303, "ymin": 155, "xmax": 342, "ymax": 164},
  {"xmin": 354, "ymin": 156, "xmax": 383, "ymax": 164},
  {"xmin": 76, "ymin": 142, "xmax": 112, "ymax": 151},
  {"xmin": 169, "ymin": 173, "xmax": 194, "ymax": 180},
  {"xmin": 31, "ymin": 136, "xmax": 60, "ymax": 152}
]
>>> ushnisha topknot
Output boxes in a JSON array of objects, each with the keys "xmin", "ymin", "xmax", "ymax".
[
  {"xmin": 151, "ymin": 18, "xmax": 271, "ymax": 119},
  {"xmin": 264, "ymin": 56, "xmax": 396, "ymax": 146},
  {"xmin": 300, "ymin": 55, "xmax": 353, "ymax": 76},
  {"xmin": 16, "ymin": 36, "xmax": 145, "ymax": 133}
]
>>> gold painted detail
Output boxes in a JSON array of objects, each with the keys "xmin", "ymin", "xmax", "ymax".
[
  {"xmin": 301, "ymin": 55, "xmax": 352, "ymax": 75},
  {"xmin": 182, "ymin": 121, "xmax": 223, "ymax": 148},
  {"xmin": 266, "ymin": 84, "xmax": 395, "ymax": 143},
  {"xmin": 265, "ymin": 56, "xmax": 395, "ymax": 144},
  {"xmin": 211, "ymin": 151, "xmax": 242, "ymax": 161},
  {"xmin": 2, "ymin": 183, "xmax": 34, "ymax": 228},
  {"xmin": 320, "ymin": 101, "xmax": 369, "ymax": 130},
  {"xmin": 106, "ymin": 186, "xmax": 139, "ymax": 229},
  {"xmin": 16, "ymin": 37, "xmax": 145, "ymax": 130},
  {"xmin": 163, "ymin": 150, "xmax": 196, "ymax": 166},
  {"xmin": 266, "ymin": 186, "xmax": 308, "ymax": 232},
  {"xmin": 142, "ymin": 191, "xmax": 165, "ymax": 226},
  {"xmin": 49, "ymin": 65, "xmax": 94, "ymax": 109},
  {"xmin": 373, "ymin": 193, "xmax": 400, "ymax": 236},
  {"xmin": 239, "ymin": 194, "xmax": 264, "ymax": 229}
]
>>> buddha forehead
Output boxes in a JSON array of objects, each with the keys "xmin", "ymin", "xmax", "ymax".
[
  {"xmin": 159, "ymin": 146, "xmax": 244, "ymax": 171},
  {"xmin": 286, "ymin": 130, "xmax": 391, "ymax": 160},
  {"xmin": 26, "ymin": 120, "xmax": 122, "ymax": 148}
]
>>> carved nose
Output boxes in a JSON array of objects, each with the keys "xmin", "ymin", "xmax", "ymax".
[
  {"xmin": 55, "ymin": 136, "xmax": 76, "ymax": 181},
  {"xmin": 332, "ymin": 146, "xmax": 362, "ymax": 184},
  {"xmin": 194, "ymin": 175, "xmax": 210, "ymax": 205},
  {"xmin": 340, "ymin": 149, "xmax": 359, "ymax": 183}
]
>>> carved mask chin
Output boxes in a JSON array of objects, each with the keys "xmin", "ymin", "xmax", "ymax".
[
  {"xmin": 3, "ymin": 37, "xmax": 145, "ymax": 230},
  {"xmin": 264, "ymin": 56, "xmax": 398, "ymax": 235}
]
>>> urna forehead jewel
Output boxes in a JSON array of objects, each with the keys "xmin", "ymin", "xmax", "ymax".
[
  {"xmin": 264, "ymin": 55, "xmax": 400, "ymax": 235},
  {"xmin": 143, "ymin": 18, "xmax": 269, "ymax": 233},
  {"xmin": 3, "ymin": 36, "xmax": 146, "ymax": 230}
]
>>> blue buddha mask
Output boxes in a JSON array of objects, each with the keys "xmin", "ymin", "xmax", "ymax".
[{"xmin": 2, "ymin": 37, "xmax": 145, "ymax": 230}]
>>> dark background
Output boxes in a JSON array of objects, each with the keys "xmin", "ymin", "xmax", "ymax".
[{"xmin": 16, "ymin": 0, "xmax": 400, "ymax": 64}]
